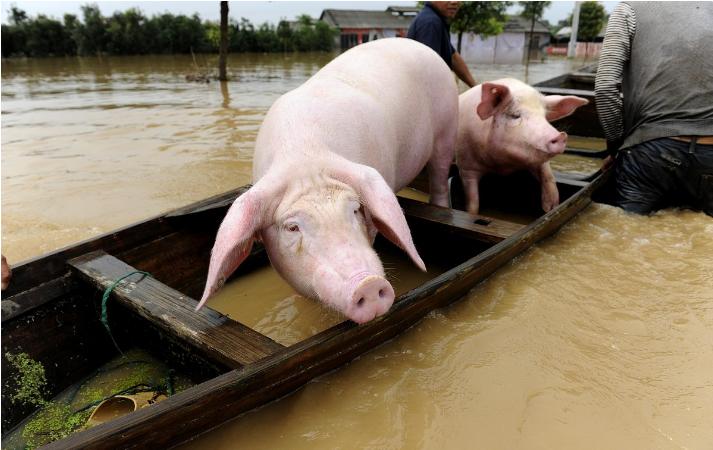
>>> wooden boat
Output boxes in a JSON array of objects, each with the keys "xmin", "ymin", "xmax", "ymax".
[
  {"xmin": 2, "ymin": 66, "xmax": 612, "ymax": 447},
  {"xmin": 2, "ymin": 160, "xmax": 613, "ymax": 448}
]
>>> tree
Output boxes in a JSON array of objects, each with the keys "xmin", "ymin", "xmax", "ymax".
[
  {"xmin": 313, "ymin": 21, "xmax": 337, "ymax": 52},
  {"xmin": 218, "ymin": 1, "xmax": 229, "ymax": 81},
  {"xmin": 0, "ymin": 6, "xmax": 334, "ymax": 57},
  {"xmin": 578, "ymin": 1, "xmax": 606, "ymax": 41},
  {"xmin": 77, "ymin": 5, "xmax": 108, "ymax": 56},
  {"xmin": 276, "ymin": 20, "xmax": 293, "ymax": 52},
  {"xmin": 294, "ymin": 15, "xmax": 316, "ymax": 51},
  {"xmin": 106, "ymin": 9, "xmax": 149, "ymax": 55},
  {"xmin": 3, "ymin": 7, "xmax": 29, "ymax": 56},
  {"xmin": 519, "ymin": 1, "xmax": 550, "ymax": 81},
  {"xmin": 578, "ymin": 1, "xmax": 606, "ymax": 60},
  {"xmin": 9, "ymin": 6, "xmax": 28, "ymax": 25},
  {"xmin": 451, "ymin": 2, "xmax": 511, "ymax": 53}
]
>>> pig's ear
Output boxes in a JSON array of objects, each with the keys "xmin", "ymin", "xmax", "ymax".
[
  {"xmin": 331, "ymin": 162, "xmax": 426, "ymax": 272},
  {"xmin": 197, "ymin": 179, "xmax": 280, "ymax": 310},
  {"xmin": 477, "ymin": 82, "xmax": 512, "ymax": 120},
  {"xmin": 544, "ymin": 95, "xmax": 589, "ymax": 122}
]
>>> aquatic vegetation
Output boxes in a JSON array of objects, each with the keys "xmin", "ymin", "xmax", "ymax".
[
  {"xmin": 5, "ymin": 352, "xmax": 47, "ymax": 408},
  {"xmin": 3, "ymin": 348, "xmax": 194, "ymax": 449},
  {"xmin": 21, "ymin": 404, "xmax": 91, "ymax": 449}
]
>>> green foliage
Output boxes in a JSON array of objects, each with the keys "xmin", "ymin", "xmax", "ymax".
[
  {"xmin": 5, "ymin": 352, "xmax": 48, "ymax": 408},
  {"xmin": 2, "ymin": 6, "xmax": 337, "ymax": 57},
  {"xmin": 519, "ymin": 1, "xmax": 551, "ymax": 21},
  {"xmin": 451, "ymin": 2, "xmax": 511, "ymax": 38},
  {"xmin": 578, "ymin": 1, "xmax": 606, "ymax": 41}
]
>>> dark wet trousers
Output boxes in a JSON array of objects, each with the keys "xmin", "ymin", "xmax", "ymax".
[{"xmin": 615, "ymin": 137, "xmax": 713, "ymax": 216}]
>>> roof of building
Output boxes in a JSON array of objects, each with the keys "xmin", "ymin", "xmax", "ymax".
[
  {"xmin": 555, "ymin": 22, "xmax": 608, "ymax": 38},
  {"xmin": 503, "ymin": 15, "xmax": 551, "ymax": 34},
  {"xmin": 320, "ymin": 9, "xmax": 414, "ymax": 29},
  {"xmin": 386, "ymin": 6, "xmax": 421, "ymax": 15}
]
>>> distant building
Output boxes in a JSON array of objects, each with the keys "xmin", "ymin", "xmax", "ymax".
[
  {"xmin": 320, "ymin": 6, "xmax": 552, "ymax": 63},
  {"xmin": 320, "ymin": 6, "xmax": 417, "ymax": 49},
  {"xmin": 551, "ymin": 23, "xmax": 607, "ymax": 44},
  {"xmin": 455, "ymin": 16, "xmax": 552, "ymax": 64},
  {"xmin": 549, "ymin": 22, "xmax": 607, "ymax": 58}
]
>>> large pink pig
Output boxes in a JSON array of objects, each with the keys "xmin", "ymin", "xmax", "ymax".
[
  {"xmin": 456, "ymin": 78, "xmax": 588, "ymax": 215},
  {"xmin": 197, "ymin": 38, "xmax": 458, "ymax": 324}
]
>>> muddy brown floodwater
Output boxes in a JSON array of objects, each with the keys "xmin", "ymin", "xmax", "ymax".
[{"xmin": 2, "ymin": 54, "xmax": 712, "ymax": 449}]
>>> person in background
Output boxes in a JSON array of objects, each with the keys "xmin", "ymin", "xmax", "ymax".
[
  {"xmin": 407, "ymin": 1, "xmax": 477, "ymax": 88},
  {"xmin": 595, "ymin": 2, "xmax": 713, "ymax": 216}
]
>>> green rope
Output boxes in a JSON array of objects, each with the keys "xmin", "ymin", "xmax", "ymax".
[{"xmin": 101, "ymin": 271, "xmax": 150, "ymax": 354}]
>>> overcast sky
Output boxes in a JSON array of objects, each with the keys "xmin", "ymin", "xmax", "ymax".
[{"xmin": 1, "ymin": 1, "xmax": 618, "ymax": 26}]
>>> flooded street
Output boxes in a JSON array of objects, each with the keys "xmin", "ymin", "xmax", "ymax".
[{"xmin": 2, "ymin": 54, "xmax": 712, "ymax": 449}]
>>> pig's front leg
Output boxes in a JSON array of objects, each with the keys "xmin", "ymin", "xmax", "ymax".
[
  {"xmin": 531, "ymin": 163, "xmax": 559, "ymax": 212},
  {"xmin": 459, "ymin": 168, "xmax": 482, "ymax": 215}
]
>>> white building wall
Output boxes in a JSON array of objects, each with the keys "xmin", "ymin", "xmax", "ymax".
[{"xmin": 452, "ymin": 32, "xmax": 526, "ymax": 64}]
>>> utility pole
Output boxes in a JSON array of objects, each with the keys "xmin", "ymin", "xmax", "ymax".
[
  {"xmin": 218, "ymin": 1, "xmax": 229, "ymax": 81},
  {"xmin": 567, "ymin": 1, "xmax": 581, "ymax": 58}
]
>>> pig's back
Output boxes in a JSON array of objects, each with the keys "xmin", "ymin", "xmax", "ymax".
[{"xmin": 255, "ymin": 38, "xmax": 458, "ymax": 190}]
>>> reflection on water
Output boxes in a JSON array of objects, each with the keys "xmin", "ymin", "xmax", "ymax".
[{"xmin": 3, "ymin": 53, "xmax": 712, "ymax": 449}]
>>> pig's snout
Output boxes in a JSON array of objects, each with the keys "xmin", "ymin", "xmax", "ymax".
[
  {"xmin": 546, "ymin": 131, "xmax": 568, "ymax": 154},
  {"xmin": 348, "ymin": 275, "xmax": 395, "ymax": 324}
]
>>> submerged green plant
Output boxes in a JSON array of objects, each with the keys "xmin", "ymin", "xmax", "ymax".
[
  {"xmin": 5, "ymin": 352, "xmax": 47, "ymax": 408},
  {"xmin": 5, "ymin": 348, "xmax": 194, "ymax": 449},
  {"xmin": 21, "ymin": 404, "xmax": 91, "ymax": 449}
]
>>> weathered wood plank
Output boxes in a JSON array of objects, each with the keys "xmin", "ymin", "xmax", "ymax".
[
  {"xmin": 1, "ymin": 274, "xmax": 76, "ymax": 320},
  {"xmin": 68, "ymin": 251, "xmax": 284, "ymax": 369},
  {"xmin": 399, "ymin": 197, "xmax": 524, "ymax": 244}
]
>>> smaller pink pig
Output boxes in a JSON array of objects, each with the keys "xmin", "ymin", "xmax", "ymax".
[{"xmin": 456, "ymin": 78, "xmax": 588, "ymax": 215}]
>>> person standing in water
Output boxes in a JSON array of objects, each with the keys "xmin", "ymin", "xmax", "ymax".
[{"xmin": 595, "ymin": 2, "xmax": 713, "ymax": 216}]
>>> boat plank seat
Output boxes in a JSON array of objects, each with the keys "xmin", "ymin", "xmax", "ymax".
[
  {"xmin": 68, "ymin": 250, "xmax": 284, "ymax": 369},
  {"xmin": 399, "ymin": 197, "xmax": 524, "ymax": 244}
]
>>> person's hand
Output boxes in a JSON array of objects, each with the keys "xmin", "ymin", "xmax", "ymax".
[
  {"xmin": 2, "ymin": 255, "xmax": 11, "ymax": 290},
  {"xmin": 601, "ymin": 155, "xmax": 615, "ymax": 171}
]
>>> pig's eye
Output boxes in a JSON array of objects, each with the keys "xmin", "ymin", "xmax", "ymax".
[
  {"xmin": 286, "ymin": 223, "xmax": 300, "ymax": 232},
  {"xmin": 507, "ymin": 112, "xmax": 521, "ymax": 119}
]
